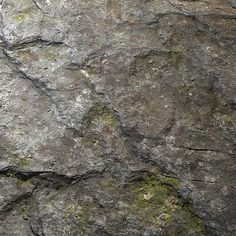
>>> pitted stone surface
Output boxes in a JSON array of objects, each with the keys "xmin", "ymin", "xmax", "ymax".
[{"xmin": 0, "ymin": 1, "xmax": 235, "ymax": 235}]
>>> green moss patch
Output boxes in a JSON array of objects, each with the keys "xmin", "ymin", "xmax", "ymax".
[
  {"xmin": 85, "ymin": 103, "xmax": 120, "ymax": 132},
  {"xmin": 132, "ymin": 176, "xmax": 179, "ymax": 226},
  {"xmin": 12, "ymin": 154, "xmax": 31, "ymax": 167},
  {"xmin": 167, "ymin": 50, "xmax": 184, "ymax": 68},
  {"xmin": 14, "ymin": 7, "xmax": 35, "ymax": 22},
  {"xmin": 161, "ymin": 176, "xmax": 179, "ymax": 187},
  {"xmin": 132, "ymin": 175, "xmax": 205, "ymax": 234}
]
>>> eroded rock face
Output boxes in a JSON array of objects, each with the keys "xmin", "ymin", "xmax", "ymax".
[{"xmin": 0, "ymin": 0, "xmax": 235, "ymax": 235}]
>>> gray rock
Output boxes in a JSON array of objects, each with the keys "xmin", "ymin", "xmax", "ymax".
[{"xmin": 0, "ymin": 0, "xmax": 235, "ymax": 235}]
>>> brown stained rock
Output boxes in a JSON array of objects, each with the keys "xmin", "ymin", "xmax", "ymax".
[{"xmin": 0, "ymin": 0, "xmax": 235, "ymax": 235}]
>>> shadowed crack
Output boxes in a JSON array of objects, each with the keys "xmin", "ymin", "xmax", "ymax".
[
  {"xmin": 31, "ymin": 0, "xmax": 44, "ymax": 14},
  {"xmin": 1, "ymin": 34, "xmax": 71, "ymax": 51},
  {"xmin": 30, "ymin": 225, "xmax": 46, "ymax": 236},
  {"xmin": 175, "ymin": 144, "xmax": 234, "ymax": 155},
  {"xmin": 0, "ymin": 167, "xmax": 106, "ymax": 217},
  {"xmin": 165, "ymin": 0, "xmax": 192, "ymax": 16},
  {"xmin": 0, "ymin": 35, "xmax": 54, "ymax": 99},
  {"xmin": 4, "ymin": 50, "xmax": 53, "ymax": 96},
  {"xmin": 165, "ymin": 0, "xmax": 236, "ymax": 19},
  {"xmin": 0, "ymin": 34, "xmax": 83, "ymax": 132},
  {"xmin": 0, "ymin": 166, "xmax": 106, "ymax": 183},
  {"xmin": 191, "ymin": 179, "xmax": 217, "ymax": 184},
  {"xmin": 0, "ymin": 192, "xmax": 33, "ymax": 216}
]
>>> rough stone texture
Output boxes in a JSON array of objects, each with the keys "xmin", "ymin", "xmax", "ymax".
[{"xmin": 0, "ymin": 0, "xmax": 235, "ymax": 235}]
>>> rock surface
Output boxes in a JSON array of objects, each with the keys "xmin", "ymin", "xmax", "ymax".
[{"xmin": 0, "ymin": 0, "xmax": 235, "ymax": 235}]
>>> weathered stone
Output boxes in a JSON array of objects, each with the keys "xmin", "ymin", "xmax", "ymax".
[{"xmin": 0, "ymin": 0, "xmax": 235, "ymax": 235}]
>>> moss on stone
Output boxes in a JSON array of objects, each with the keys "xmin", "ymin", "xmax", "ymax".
[
  {"xmin": 177, "ymin": 205, "xmax": 206, "ymax": 235},
  {"xmin": 161, "ymin": 176, "xmax": 179, "ymax": 187},
  {"xmin": 13, "ymin": 154, "xmax": 31, "ymax": 167},
  {"xmin": 100, "ymin": 107, "xmax": 119, "ymax": 127},
  {"xmin": 86, "ymin": 65, "xmax": 99, "ymax": 75},
  {"xmin": 14, "ymin": 13, "xmax": 28, "ymax": 22},
  {"xmin": 132, "ymin": 175, "xmax": 205, "ymax": 234},
  {"xmin": 39, "ymin": 49, "xmax": 63, "ymax": 62},
  {"xmin": 23, "ymin": 178, "xmax": 33, "ymax": 187},
  {"xmin": 18, "ymin": 205, "xmax": 27, "ymax": 215},
  {"xmin": 14, "ymin": 8, "xmax": 35, "ymax": 22},
  {"xmin": 168, "ymin": 50, "xmax": 183, "ymax": 67},
  {"xmin": 132, "ymin": 175, "xmax": 177, "ymax": 226},
  {"xmin": 85, "ymin": 103, "xmax": 119, "ymax": 131}
]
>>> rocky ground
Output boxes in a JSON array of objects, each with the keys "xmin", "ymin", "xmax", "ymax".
[{"xmin": 0, "ymin": 0, "xmax": 236, "ymax": 235}]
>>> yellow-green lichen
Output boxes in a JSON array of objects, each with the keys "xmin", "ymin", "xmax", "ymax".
[
  {"xmin": 39, "ymin": 49, "xmax": 63, "ymax": 62},
  {"xmin": 177, "ymin": 206, "xmax": 206, "ymax": 235},
  {"xmin": 22, "ymin": 178, "xmax": 33, "ymax": 187},
  {"xmin": 85, "ymin": 103, "xmax": 119, "ymax": 131},
  {"xmin": 14, "ymin": 8, "xmax": 35, "ymax": 22},
  {"xmin": 100, "ymin": 108, "xmax": 119, "ymax": 127},
  {"xmin": 161, "ymin": 176, "xmax": 179, "ymax": 187},
  {"xmin": 132, "ymin": 175, "xmax": 205, "ymax": 234},
  {"xmin": 86, "ymin": 65, "xmax": 99, "ymax": 75},
  {"xmin": 132, "ymin": 176, "xmax": 178, "ymax": 226},
  {"xmin": 18, "ymin": 205, "xmax": 27, "ymax": 215},
  {"xmin": 168, "ymin": 50, "xmax": 183, "ymax": 68},
  {"xmin": 13, "ymin": 154, "xmax": 31, "ymax": 167},
  {"xmin": 14, "ymin": 13, "xmax": 27, "ymax": 22}
]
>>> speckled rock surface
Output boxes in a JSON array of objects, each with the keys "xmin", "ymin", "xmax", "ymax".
[{"xmin": 0, "ymin": 1, "xmax": 235, "ymax": 235}]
